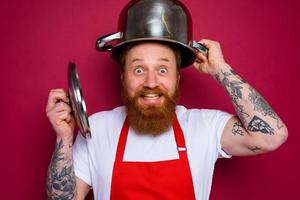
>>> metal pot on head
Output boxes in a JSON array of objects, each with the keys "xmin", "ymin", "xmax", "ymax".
[{"xmin": 96, "ymin": 0, "xmax": 207, "ymax": 68}]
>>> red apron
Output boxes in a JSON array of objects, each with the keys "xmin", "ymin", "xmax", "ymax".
[{"xmin": 110, "ymin": 116, "xmax": 196, "ymax": 200}]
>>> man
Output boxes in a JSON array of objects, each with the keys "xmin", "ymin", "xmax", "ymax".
[{"xmin": 46, "ymin": 39, "xmax": 287, "ymax": 200}]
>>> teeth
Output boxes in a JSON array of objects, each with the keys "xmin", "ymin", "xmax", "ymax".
[{"xmin": 144, "ymin": 94, "xmax": 159, "ymax": 99}]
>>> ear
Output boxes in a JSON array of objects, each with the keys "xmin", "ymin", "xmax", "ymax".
[
  {"xmin": 177, "ymin": 73, "xmax": 180, "ymax": 82},
  {"xmin": 121, "ymin": 73, "xmax": 126, "ymax": 86}
]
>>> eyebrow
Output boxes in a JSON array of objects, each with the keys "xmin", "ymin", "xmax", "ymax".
[
  {"xmin": 158, "ymin": 58, "xmax": 170, "ymax": 62},
  {"xmin": 130, "ymin": 58, "xmax": 143, "ymax": 64},
  {"xmin": 130, "ymin": 58, "xmax": 170, "ymax": 64}
]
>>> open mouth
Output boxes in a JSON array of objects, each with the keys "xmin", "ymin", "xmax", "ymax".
[
  {"xmin": 138, "ymin": 92, "xmax": 165, "ymax": 106},
  {"xmin": 141, "ymin": 93, "xmax": 162, "ymax": 100}
]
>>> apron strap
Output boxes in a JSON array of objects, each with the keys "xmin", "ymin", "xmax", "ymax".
[
  {"xmin": 115, "ymin": 117, "xmax": 129, "ymax": 162},
  {"xmin": 173, "ymin": 116, "xmax": 188, "ymax": 159}
]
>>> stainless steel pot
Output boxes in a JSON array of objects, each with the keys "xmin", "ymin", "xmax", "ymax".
[{"xmin": 96, "ymin": 0, "xmax": 207, "ymax": 67}]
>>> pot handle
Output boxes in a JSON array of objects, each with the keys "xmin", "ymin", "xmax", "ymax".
[
  {"xmin": 189, "ymin": 40, "xmax": 209, "ymax": 55},
  {"xmin": 96, "ymin": 32, "xmax": 123, "ymax": 51}
]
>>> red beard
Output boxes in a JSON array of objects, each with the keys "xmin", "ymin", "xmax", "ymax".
[{"xmin": 122, "ymin": 84, "xmax": 179, "ymax": 135}]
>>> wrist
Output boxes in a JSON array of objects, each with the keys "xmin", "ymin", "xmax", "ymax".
[
  {"xmin": 211, "ymin": 63, "xmax": 231, "ymax": 77},
  {"xmin": 56, "ymin": 135, "xmax": 73, "ymax": 145}
]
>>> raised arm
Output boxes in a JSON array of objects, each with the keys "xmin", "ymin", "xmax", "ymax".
[
  {"xmin": 193, "ymin": 39, "xmax": 288, "ymax": 156},
  {"xmin": 46, "ymin": 89, "xmax": 90, "ymax": 199}
]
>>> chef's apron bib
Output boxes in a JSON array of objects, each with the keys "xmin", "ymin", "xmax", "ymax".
[{"xmin": 110, "ymin": 116, "xmax": 196, "ymax": 200}]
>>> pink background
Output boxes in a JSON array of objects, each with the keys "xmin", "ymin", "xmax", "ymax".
[{"xmin": 1, "ymin": 0, "xmax": 299, "ymax": 199}]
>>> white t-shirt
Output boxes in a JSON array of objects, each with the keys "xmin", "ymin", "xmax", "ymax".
[{"xmin": 73, "ymin": 105, "xmax": 232, "ymax": 200}]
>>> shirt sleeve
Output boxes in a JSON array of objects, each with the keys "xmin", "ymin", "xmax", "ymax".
[
  {"xmin": 73, "ymin": 131, "xmax": 92, "ymax": 186},
  {"xmin": 214, "ymin": 110, "xmax": 233, "ymax": 159}
]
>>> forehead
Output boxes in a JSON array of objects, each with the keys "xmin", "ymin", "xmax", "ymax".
[{"xmin": 125, "ymin": 42, "xmax": 177, "ymax": 64}]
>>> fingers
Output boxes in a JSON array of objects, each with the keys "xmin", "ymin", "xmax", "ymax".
[
  {"xmin": 46, "ymin": 100, "xmax": 72, "ymax": 118},
  {"xmin": 46, "ymin": 88, "xmax": 69, "ymax": 112},
  {"xmin": 46, "ymin": 100, "xmax": 74, "ymax": 132},
  {"xmin": 54, "ymin": 110, "xmax": 73, "ymax": 125},
  {"xmin": 194, "ymin": 51, "xmax": 208, "ymax": 63},
  {"xmin": 193, "ymin": 39, "xmax": 219, "ymax": 62},
  {"xmin": 51, "ymin": 101, "xmax": 72, "ymax": 113},
  {"xmin": 192, "ymin": 61, "xmax": 208, "ymax": 73},
  {"xmin": 197, "ymin": 39, "xmax": 225, "ymax": 62},
  {"xmin": 192, "ymin": 39, "xmax": 227, "ymax": 74},
  {"xmin": 46, "ymin": 88, "xmax": 75, "ymax": 137},
  {"xmin": 46, "ymin": 88, "xmax": 73, "ymax": 125}
]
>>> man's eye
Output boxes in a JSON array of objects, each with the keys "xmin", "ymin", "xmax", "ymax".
[
  {"xmin": 134, "ymin": 67, "xmax": 144, "ymax": 74},
  {"xmin": 159, "ymin": 67, "xmax": 168, "ymax": 74}
]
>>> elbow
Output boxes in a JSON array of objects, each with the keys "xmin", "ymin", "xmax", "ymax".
[
  {"xmin": 276, "ymin": 124, "xmax": 288, "ymax": 148},
  {"xmin": 281, "ymin": 125, "xmax": 288, "ymax": 143},
  {"xmin": 264, "ymin": 125, "xmax": 288, "ymax": 152}
]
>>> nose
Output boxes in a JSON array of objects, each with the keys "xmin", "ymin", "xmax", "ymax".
[{"xmin": 143, "ymin": 71, "xmax": 158, "ymax": 89}]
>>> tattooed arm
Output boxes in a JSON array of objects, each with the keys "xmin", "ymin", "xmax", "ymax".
[
  {"xmin": 193, "ymin": 40, "xmax": 288, "ymax": 156},
  {"xmin": 46, "ymin": 89, "xmax": 90, "ymax": 199}
]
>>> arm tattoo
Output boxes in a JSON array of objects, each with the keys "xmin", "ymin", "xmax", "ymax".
[
  {"xmin": 216, "ymin": 69, "xmax": 245, "ymax": 101},
  {"xmin": 232, "ymin": 121, "xmax": 244, "ymax": 136},
  {"xmin": 217, "ymin": 69, "xmax": 281, "ymax": 136},
  {"xmin": 248, "ymin": 88, "xmax": 283, "ymax": 129},
  {"xmin": 47, "ymin": 139, "xmax": 76, "ymax": 200},
  {"xmin": 247, "ymin": 115, "xmax": 274, "ymax": 135},
  {"xmin": 232, "ymin": 103, "xmax": 250, "ymax": 124},
  {"xmin": 216, "ymin": 69, "xmax": 250, "ymax": 123}
]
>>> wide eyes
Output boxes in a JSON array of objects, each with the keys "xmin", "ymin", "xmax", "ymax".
[
  {"xmin": 159, "ymin": 67, "xmax": 168, "ymax": 74},
  {"xmin": 133, "ymin": 66, "xmax": 168, "ymax": 75},
  {"xmin": 134, "ymin": 66, "xmax": 144, "ymax": 75}
]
